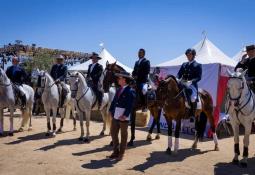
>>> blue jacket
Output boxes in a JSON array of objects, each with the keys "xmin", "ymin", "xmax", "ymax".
[
  {"xmin": 109, "ymin": 86, "xmax": 135, "ymax": 120},
  {"xmin": 6, "ymin": 65, "xmax": 27, "ymax": 85},
  {"xmin": 177, "ymin": 60, "xmax": 202, "ymax": 89},
  {"xmin": 87, "ymin": 63, "xmax": 103, "ymax": 85},
  {"xmin": 50, "ymin": 64, "xmax": 68, "ymax": 81}
]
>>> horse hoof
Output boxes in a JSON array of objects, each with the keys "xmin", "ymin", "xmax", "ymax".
[
  {"xmin": 100, "ymin": 131, "xmax": 104, "ymax": 136},
  {"xmin": 214, "ymin": 145, "xmax": 219, "ymax": 151},
  {"xmin": 78, "ymin": 137, "xmax": 83, "ymax": 141},
  {"xmin": 240, "ymin": 162, "xmax": 247, "ymax": 168},
  {"xmin": 232, "ymin": 159, "xmax": 239, "ymax": 165},
  {"xmin": 8, "ymin": 132, "xmax": 14, "ymax": 136},
  {"xmin": 84, "ymin": 138, "xmax": 90, "ymax": 143},
  {"xmin": 52, "ymin": 133, "xmax": 56, "ymax": 137},
  {"xmin": 109, "ymin": 141, "xmax": 113, "ymax": 146},
  {"xmin": 45, "ymin": 133, "xmax": 50, "ymax": 137},
  {"xmin": 155, "ymin": 135, "xmax": 160, "ymax": 140},
  {"xmin": 57, "ymin": 129, "xmax": 62, "ymax": 133},
  {"xmin": 146, "ymin": 136, "xmax": 152, "ymax": 142},
  {"xmin": 127, "ymin": 141, "xmax": 134, "ymax": 147},
  {"xmin": 166, "ymin": 147, "xmax": 172, "ymax": 155},
  {"xmin": 18, "ymin": 128, "xmax": 24, "ymax": 132},
  {"xmin": 191, "ymin": 144, "xmax": 197, "ymax": 150},
  {"xmin": 28, "ymin": 127, "xmax": 32, "ymax": 131},
  {"xmin": 73, "ymin": 128, "xmax": 77, "ymax": 131}
]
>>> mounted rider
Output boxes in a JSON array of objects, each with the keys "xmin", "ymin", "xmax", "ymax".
[
  {"xmin": 50, "ymin": 54, "xmax": 68, "ymax": 107},
  {"xmin": 235, "ymin": 44, "xmax": 255, "ymax": 92},
  {"xmin": 177, "ymin": 48, "xmax": 202, "ymax": 117},
  {"xmin": 6, "ymin": 56, "xmax": 28, "ymax": 109},
  {"xmin": 86, "ymin": 52, "xmax": 103, "ymax": 109},
  {"xmin": 132, "ymin": 48, "xmax": 150, "ymax": 112}
]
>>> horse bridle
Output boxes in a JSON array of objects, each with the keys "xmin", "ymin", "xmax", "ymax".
[{"xmin": 227, "ymin": 76, "xmax": 255, "ymax": 116}]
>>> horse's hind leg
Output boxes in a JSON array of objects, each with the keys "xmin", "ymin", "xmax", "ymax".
[
  {"xmin": 128, "ymin": 110, "xmax": 136, "ymax": 146},
  {"xmin": 28, "ymin": 107, "xmax": 33, "ymax": 131},
  {"xmin": 155, "ymin": 109, "xmax": 162, "ymax": 139},
  {"xmin": 147, "ymin": 107, "xmax": 157, "ymax": 141},
  {"xmin": 8, "ymin": 107, "xmax": 14, "ymax": 136},
  {"xmin": 240, "ymin": 122, "xmax": 252, "ymax": 168},
  {"xmin": 0, "ymin": 108, "xmax": 3, "ymax": 136},
  {"xmin": 52, "ymin": 108, "xmax": 57, "ymax": 137},
  {"xmin": 57, "ymin": 108, "xmax": 64, "ymax": 133},
  {"xmin": 99, "ymin": 108, "xmax": 107, "ymax": 136}
]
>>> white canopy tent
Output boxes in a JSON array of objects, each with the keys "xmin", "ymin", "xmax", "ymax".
[
  {"xmin": 68, "ymin": 48, "xmax": 132, "ymax": 73},
  {"xmin": 233, "ymin": 48, "xmax": 246, "ymax": 62},
  {"xmin": 150, "ymin": 38, "xmax": 237, "ymax": 136}
]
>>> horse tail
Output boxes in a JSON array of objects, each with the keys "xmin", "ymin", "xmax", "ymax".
[{"xmin": 199, "ymin": 89, "xmax": 216, "ymax": 133}]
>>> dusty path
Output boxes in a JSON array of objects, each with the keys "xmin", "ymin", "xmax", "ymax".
[{"xmin": 0, "ymin": 116, "xmax": 255, "ymax": 175}]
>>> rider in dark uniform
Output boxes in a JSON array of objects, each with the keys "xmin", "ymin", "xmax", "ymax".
[
  {"xmin": 177, "ymin": 48, "xmax": 202, "ymax": 117},
  {"xmin": 87, "ymin": 52, "xmax": 103, "ymax": 109},
  {"xmin": 235, "ymin": 44, "xmax": 255, "ymax": 92},
  {"xmin": 50, "ymin": 55, "xmax": 68, "ymax": 107},
  {"xmin": 6, "ymin": 56, "xmax": 28, "ymax": 109},
  {"xmin": 132, "ymin": 48, "xmax": 150, "ymax": 112}
]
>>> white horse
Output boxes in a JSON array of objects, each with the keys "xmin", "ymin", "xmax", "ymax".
[
  {"xmin": 69, "ymin": 71, "xmax": 115, "ymax": 142},
  {"xmin": 0, "ymin": 68, "xmax": 34, "ymax": 136},
  {"xmin": 38, "ymin": 71, "xmax": 73, "ymax": 137},
  {"xmin": 226, "ymin": 69, "xmax": 255, "ymax": 168}
]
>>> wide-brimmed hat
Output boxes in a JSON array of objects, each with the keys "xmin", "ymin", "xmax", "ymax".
[
  {"xmin": 56, "ymin": 55, "xmax": 65, "ymax": 60},
  {"xmin": 245, "ymin": 45, "xmax": 255, "ymax": 52},
  {"xmin": 89, "ymin": 52, "xmax": 102, "ymax": 60},
  {"xmin": 115, "ymin": 71, "xmax": 133, "ymax": 80}
]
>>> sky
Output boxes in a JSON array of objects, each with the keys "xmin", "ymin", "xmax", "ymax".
[{"xmin": 0, "ymin": 0, "xmax": 254, "ymax": 67}]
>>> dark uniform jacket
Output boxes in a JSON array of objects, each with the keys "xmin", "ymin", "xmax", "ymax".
[
  {"xmin": 132, "ymin": 58, "xmax": 150, "ymax": 84},
  {"xmin": 87, "ymin": 63, "xmax": 103, "ymax": 85},
  {"xmin": 109, "ymin": 86, "xmax": 135, "ymax": 120},
  {"xmin": 235, "ymin": 57, "xmax": 255, "ymax": 80},
  {"xmin": 50, "ymin": 64, "xmax": 68, "ymax": 81},
  {"xmin": 6, "ymin": 65, "xmax": 27, "ymax": 85},
  {"xmin": 177, "ymin": 60, "xmax": 202, "ymax": 89}
]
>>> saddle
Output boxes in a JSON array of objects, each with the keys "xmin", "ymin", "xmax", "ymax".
[{"xmin": 12, "ymin": 84, "xmax": 25, "ymax": 107}]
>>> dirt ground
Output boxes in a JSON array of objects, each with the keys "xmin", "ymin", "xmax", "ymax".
[{"xmin": 0, "ymin": 114, "xmax": 255, "ymax": 175}]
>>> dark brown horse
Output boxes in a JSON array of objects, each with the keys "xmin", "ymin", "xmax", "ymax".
[
  {"xmin": 157, "ymin": 75, "xmax": 219, "ymax": 154},
  {"xmin": 103, "ymin": 62, "xmax": 162, "ymax": 146}
]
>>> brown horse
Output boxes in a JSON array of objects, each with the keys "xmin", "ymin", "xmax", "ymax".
[
  {"xmin": 157, "ymin": 75, "xmax": 219, "ymax": 154},
  {"xmin": 103, "ymin": 62, "xmax": 162, "ymax": 146}
]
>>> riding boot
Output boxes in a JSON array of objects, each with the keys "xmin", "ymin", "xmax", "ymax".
[
  {"xmin": 190, "ymin": 102, "xmax": 197, "ymax": 117},
  {"xmin": 98, "ymin": 91, "xmax": 103, "ymax": 110}
]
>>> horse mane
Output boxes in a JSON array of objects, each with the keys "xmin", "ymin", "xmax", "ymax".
[
  {"xmin": 165, "ymin": 74, "xmax": 178, "ymax": 85},
  {"xmin": 76, "ymin": 71, "xmax": 87, "ymax": 85},
  {"xmin": 115, "ymin": 64, "xmax": 125, "ymax": 72},
  {"xmin": 44, "ymin": 72, "xmax": 54, "ymax": 82}
]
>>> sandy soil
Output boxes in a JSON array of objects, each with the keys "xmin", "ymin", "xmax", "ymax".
[{"xmin": 0, "ymin": 114, "xmax": 255, "ymax": 175}]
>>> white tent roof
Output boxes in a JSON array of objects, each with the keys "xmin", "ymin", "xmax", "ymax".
[
  {"xmin": 156, "ymin": 38, "xmax": 237, "ymax": 67},
  {"xmin": 69, "ymin": 48, "xmax": 132, "ymax": 73}
]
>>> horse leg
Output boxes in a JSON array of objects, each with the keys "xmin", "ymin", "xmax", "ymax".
[
  {"xmin": 173, "ymin": 119, "xmax": 181, "ymax": 154},
  {"xmin": 78, "ymin": 111, "xmax": 84, "ymax": 141},
  {"xmin": 28, "ymin": 107, "xmax": 33, "ymax": 131},
  {"xmin": 99, "ymin": 108, "xmax": 107, "ymax": 136},
  {"xmin": 52, "ymin": 108, "xmax": 57, "ymax": 137},
  {"xmin": 166, "ymin": 119, "xmax": 173, "ymax": 155},
  {"xmin": 240, "ymin": 121, "xmax": 252, "ymax": 168},
  {"xmin": 8, "ymin": 107, "xmax": 14, "ymax": 136},
  {"xmin": 84, "ymin": 110, "xmax": 91, "ymax": 143},
  {"xmin": 0, "ymin": 108, "xmax": 3, "ymax": 136},
  {"xmin": 231, "ymin": 121, "xmax": 240, "ymax": 165},
  {"xmin": 147, "ymin": 118, "xmax": 156, "ymax": 141},
  {"xmin": 57, "ymin": 108, "xmax": 64, "ymax": 133},
  {"xmin": 19, "ymin": 109, "xmax": 29, "ymax": 132},
  {"xmin": 45, "ymin": 108, "xmax": 51, "ymax": 136},
  {"xmin": 128, "ymin": 110, "xmax": 136, "ymax": 146},
  {"xmin": 155, "ymin": 108, "xmax": 162, "ymax": 140},
  {"xmin": 72, "ymin": 111, "xmax": 77, "ymax": 131}
]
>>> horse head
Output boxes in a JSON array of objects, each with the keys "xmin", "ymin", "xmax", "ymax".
[
  {"xmin": 227, "ymin": 68, "xmax": 248, "ymax": 104},
  {"xmin": 103, "ymin": 62, "xmax": 125, "ymax": 92},
  {"xmin": 68, "ymin": 71, "xmax": 80, "ymax": 98},
  {"xmin": 156, "ymin": 75, "xmax": 179, "ymax": 103}
]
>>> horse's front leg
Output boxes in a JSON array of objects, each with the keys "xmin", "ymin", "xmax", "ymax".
[
  {"xmin": 240, "ymin": 121, "xmax": 252, "ymax": 168},
  {"xmin": 84, "ymin": 110, "xmax": 91, "ymax": 143},
  {"xmin": 128, "ymin": 110, "xmax": 136, "ymax": 146},
  {"xmin": 173, "ymin": 119, "xmax": 181, "ymax": 154},
  {"xmin": 9, "ymin": 107, "xmax": 14, "ymax": 136},
  {"xmin": 45, "ymin": 108, "xmax": 51, "ymax": 136},
  {"xmin": 166, "ymin": 118, "xmax": 173, "ymax": 155},
  {"xmin": 57, "ymin": 108, "xmax": 64, "ymax": 133},
  {"xmin": 231, "ymin": 120, "xmax": 240, "ymax": 165},
  {"xmin": 0, "ymin": 108, "xmax": 4, "ymax": 136},
  {"xmin": 147, "ymin": 107, "xmax": 157, "ymax": 141},
  {"xmin": 52, "ymin": 108, "xmax": 57, "ymax": 137},
  {"xmin": 99, "ymin": 108, "xmax": 107, "ymax": 136},
  {"xmin": 78, "ymin": 111, "xmax": 84, "ymax": 141}
]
